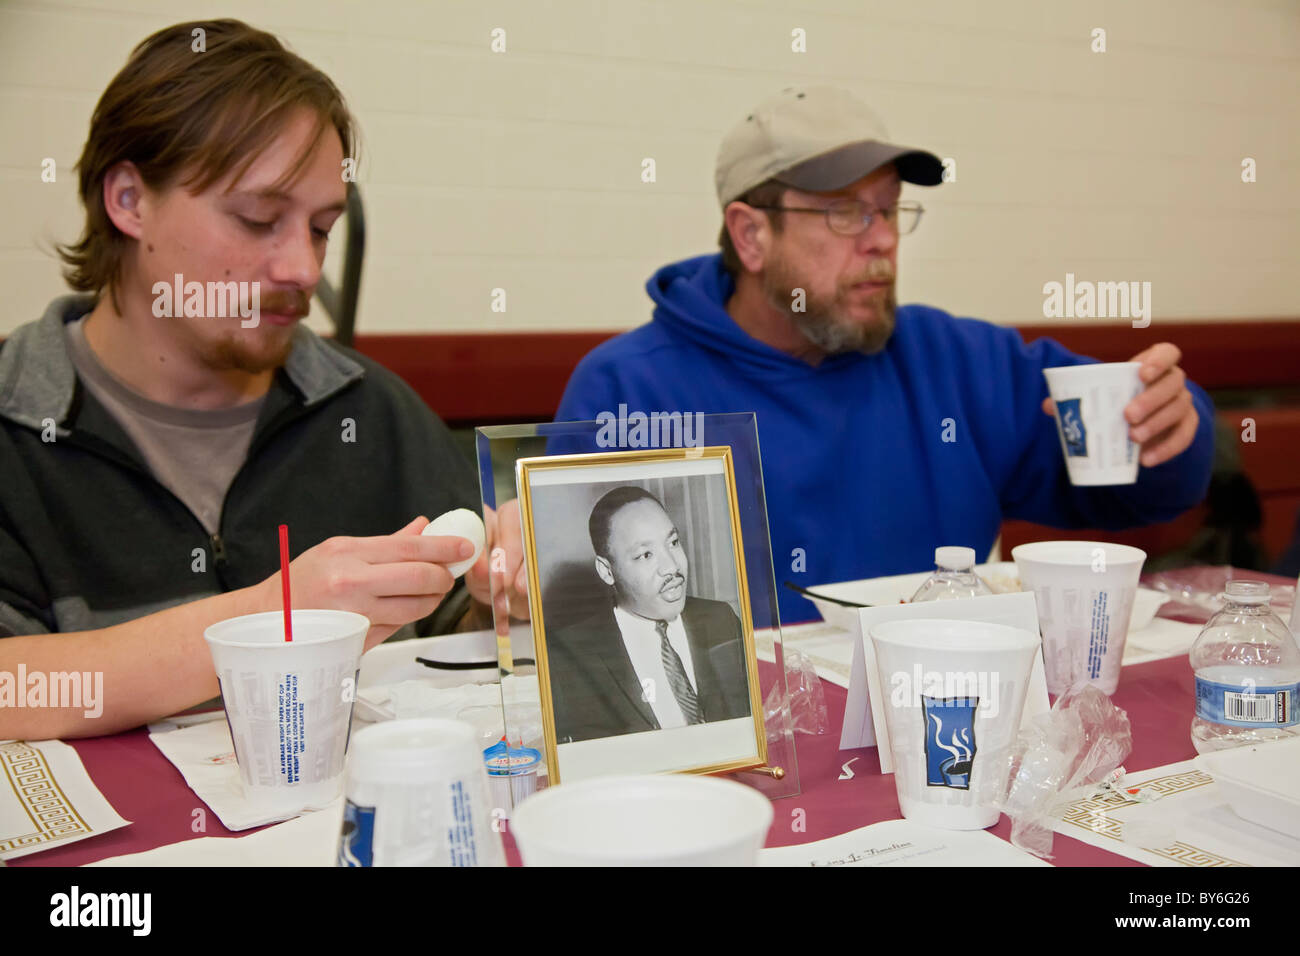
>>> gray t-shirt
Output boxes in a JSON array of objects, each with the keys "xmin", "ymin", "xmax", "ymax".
[{"xmin": 65, "ymin": 316, "xmax": 264, "ymax": 534}]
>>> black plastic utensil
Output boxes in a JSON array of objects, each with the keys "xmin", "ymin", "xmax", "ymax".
[
  {"xmin": 415, "ymin": 656, "xmax": 535, "ymax": 671},
  {"xmin": 782, "ymin": 580, "xmax": 874, "ymax": 608}
]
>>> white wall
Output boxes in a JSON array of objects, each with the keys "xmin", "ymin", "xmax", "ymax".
[{"xmin": 1, "ymin": 0, "xmax": 1296, "ymax": 337}]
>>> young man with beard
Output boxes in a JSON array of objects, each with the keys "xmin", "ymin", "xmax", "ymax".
[
  {"xmin": 0, "ymin": 20, "xmax": 527, "ymax": 739},
  {"xmin": 556, "ymin": 87, "xmax": 1215, "ymax": 624}
]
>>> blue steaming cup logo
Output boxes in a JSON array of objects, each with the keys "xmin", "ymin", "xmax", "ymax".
[
  {"xmin": 1056, "ymin": 398, "xmax": 1087, "ymax": 457},
  {"xmin": 922, "ymin": 695, "xmax": 978, "ymax": 790},
  {"xmin": 337, "ymin": 799, "xmax": 376, "ymax": 867}
]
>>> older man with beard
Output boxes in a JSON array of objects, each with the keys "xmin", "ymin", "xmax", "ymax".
[{"xmin": 556, "ymin": 86, "xmax": 1216, "ymax": 625}]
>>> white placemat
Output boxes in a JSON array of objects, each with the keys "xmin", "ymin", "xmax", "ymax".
[
  {"xmin": 1052, "ymin": 759, "xmax": 1300, "ymax": 866},
  {"xmin": 0, "ymin": 738, "xmax": 130, "ymax": 860}
]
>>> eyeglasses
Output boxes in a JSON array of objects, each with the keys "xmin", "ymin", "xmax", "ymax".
[{"xmin": 747, "ymin": 199, "xmax": 924, "ymax": 237}]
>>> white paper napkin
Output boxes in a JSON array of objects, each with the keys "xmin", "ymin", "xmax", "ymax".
[
  {"xmin": 87, "ymin": 798, "xmax": 342, "ymax": 867},
  {"xmin": 152, "ymin": 673, "xmax": 534, "ymax": 833},
  {"xmin": 148, "ymin": 719, "xmax": 309, "ymax": 832},
  {"xmin": 0, "ymin": 738, "xmax": 130, "ymax": 860},
  {"xmin": 1120, "ymin": 618, "xmax": 1202, "ymax": 664}
]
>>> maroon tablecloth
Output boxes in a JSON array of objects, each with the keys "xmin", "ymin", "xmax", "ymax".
[
  {"xmin": 8, "ymin": 655, "xmax": 1201, "ymax": 868},
  {"xmin": 13, "ymin": 568, "xmax": 1294, "ymax": 867}
]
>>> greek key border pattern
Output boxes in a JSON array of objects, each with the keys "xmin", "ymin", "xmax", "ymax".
[
  {"xmin": 0, "ymin": 741, "xmax": 92, "ymax": 852},
  {"xmin": 1060, "ymin": 769, "xmax": 1247, "ymax": 867}
]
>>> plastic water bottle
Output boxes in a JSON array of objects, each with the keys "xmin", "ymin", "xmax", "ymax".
[
  {"xmin": 909, "ymin": 547, "xmax": 993, "ymax": 602},
  {"xmin": 1190, "ymin": 580, "xmax": 1300, "ymax": 754}
]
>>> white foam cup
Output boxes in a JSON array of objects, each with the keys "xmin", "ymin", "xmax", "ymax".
[
  {"xmin": 337, "ymin": 718, "xmax": 504, "ymax": 867},
  {"xmin": 870, "ymin": 619, "xmax": 1041, "ymax": 830},
  {"xmin": 1043, "ymin": 362, "xmax": 1144, "ymax": 485},
  {"xmin": 510, "ymin": 774, "xmax": 773, "ymax": 866},
  {"xmin": 1012, "ymin": 540, "xmax": 1147, "ymax": 696},
  {"xmin": 204, "ymin": 609, "xmax": 367, "ymax": 818}
]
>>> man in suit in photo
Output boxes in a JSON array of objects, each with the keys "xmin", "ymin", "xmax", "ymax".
[{"xmin": 547, "ymin": 486, "xmax": 752, "ymax": 744}]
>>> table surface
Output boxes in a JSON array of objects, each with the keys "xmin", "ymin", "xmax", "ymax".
[{"xmin": 12, "ymin": 568, "xmax": 1295, "ymax": 867}]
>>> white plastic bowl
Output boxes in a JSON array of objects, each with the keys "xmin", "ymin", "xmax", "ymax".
[{"xmin": 805, "ymin": 564, "xmax": 1167, "ymax": 633}]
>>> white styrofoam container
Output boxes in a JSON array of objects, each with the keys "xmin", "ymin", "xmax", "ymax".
[{"xmin": 1194, "ymin": 737, "xmax": 1300, "ymax": 839}]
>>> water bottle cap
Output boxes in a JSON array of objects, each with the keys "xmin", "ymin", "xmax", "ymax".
[
  {"xmin": 935, "ymin": 546, "xmax": 976, "ymax": 570},
  {"xmin": 1223, "ymin": 580, "xmax": 1270, "ymax": 605}
]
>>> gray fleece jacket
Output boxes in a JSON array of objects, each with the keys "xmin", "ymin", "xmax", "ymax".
[{"xmin": 0, "ymin": 294, "xmax": 477, "ymax": 638}]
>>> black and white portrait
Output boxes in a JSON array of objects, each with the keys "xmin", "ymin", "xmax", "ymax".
[{"xmin": 518, "ymin": 450, "xmax": 765, "ymax": 782}]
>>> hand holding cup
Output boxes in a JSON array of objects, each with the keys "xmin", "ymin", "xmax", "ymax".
[{"xmin": 1041, "ymin": 342, "xmax": 1199, "ymax": 474}]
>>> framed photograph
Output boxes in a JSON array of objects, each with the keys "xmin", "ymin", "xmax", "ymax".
[{"xmin": 517, "ymin": 447, "xmax": 767, "ymax": 784}]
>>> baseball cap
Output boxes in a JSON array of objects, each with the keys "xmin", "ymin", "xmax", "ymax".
[{"xmin": 715, "ymin": 86, "xmax": 944, "ymax": 207}]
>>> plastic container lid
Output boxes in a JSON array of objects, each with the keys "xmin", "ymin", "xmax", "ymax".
[
  {"xmin": 483, "ymin": 741, "xmax": 541, "ymax": 777},
  {"xmin": 935, "ymin": 546, "xmax": 976, "ymax": 570},
  {"xmin": 1194, "ymin": 739, "xmax": 1300, "ymax": 839}
]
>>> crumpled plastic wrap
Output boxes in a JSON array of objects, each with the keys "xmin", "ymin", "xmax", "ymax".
[
  {"xmin": 996, "ymin": 683, "xmax": 1133, "ymax": 859},
  {"xmin": 1146, "ymin": 566, "xmax": 1295, "ymax": 624},
  {"xmin": 763, "ymin": 648, "xmax": 829, "ymax": 737}
]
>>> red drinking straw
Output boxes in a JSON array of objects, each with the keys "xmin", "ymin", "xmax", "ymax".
[{"xmin": 279, "ymin": 524, "xmax": 293, "ymax": 642}]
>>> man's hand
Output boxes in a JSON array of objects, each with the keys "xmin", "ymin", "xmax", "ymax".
[
  {"xmin": 262, "ymin": 516, "xmax": 469, "ymax": 651},
  {"xmin": 465, "ymin": 500, "xmax": 531, "ymax": 636},
  {"xmin": 1041, "ymin": 343, "xmax": 1199, "ymax": 468}
]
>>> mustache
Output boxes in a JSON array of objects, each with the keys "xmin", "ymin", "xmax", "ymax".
[
  {"xmin": 659, "ymin": 574, "xmax": 685, "ymax": 594},
  {"xmin": 845, "ymin": 260, "xmax": 896, "ymax": 285},
  {"xmin": 259, "ymin": 288, "xmax": 312, "ymax": 317}
]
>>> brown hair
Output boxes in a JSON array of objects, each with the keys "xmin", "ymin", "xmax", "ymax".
[
  {"xmin": 58, "ymin": 19, "xmax": 358, "ymax": 311},
  {"xmin": 717, "ymin": 179, "xmax": 788, "ymax": 278}
]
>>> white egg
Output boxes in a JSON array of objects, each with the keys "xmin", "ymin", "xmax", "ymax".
[{"xmin": 422, "ymin": 508, "xmax": 486, "ymax": 578}]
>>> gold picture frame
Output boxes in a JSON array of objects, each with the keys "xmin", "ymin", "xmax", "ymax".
[{"xmin": 516, "ymin": 446, "xmax": 768, "ymax": 785}]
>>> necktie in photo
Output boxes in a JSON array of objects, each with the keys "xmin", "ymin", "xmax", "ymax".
[{"xmin": 656, "ymin": 619, "xmax": 703, "ymax": 724}]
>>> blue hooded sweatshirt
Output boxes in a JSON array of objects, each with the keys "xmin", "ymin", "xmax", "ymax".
[{"xmin": 555, "ymin": 254, "xmax": 1216, "ymax": 625}]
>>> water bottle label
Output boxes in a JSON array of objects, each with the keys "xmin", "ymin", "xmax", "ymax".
[{"xmin": 1195, "ymin": 677, "xmax": 1299, "ymax": 728}]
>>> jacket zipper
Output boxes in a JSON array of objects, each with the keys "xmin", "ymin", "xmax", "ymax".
[
  {"xmin": 210, "ymin": 533, "xmax": 228, "ymax": 569},
  {"xmin": 63, "ymin": 398, "xmax": 310, "ymax": 588}
]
